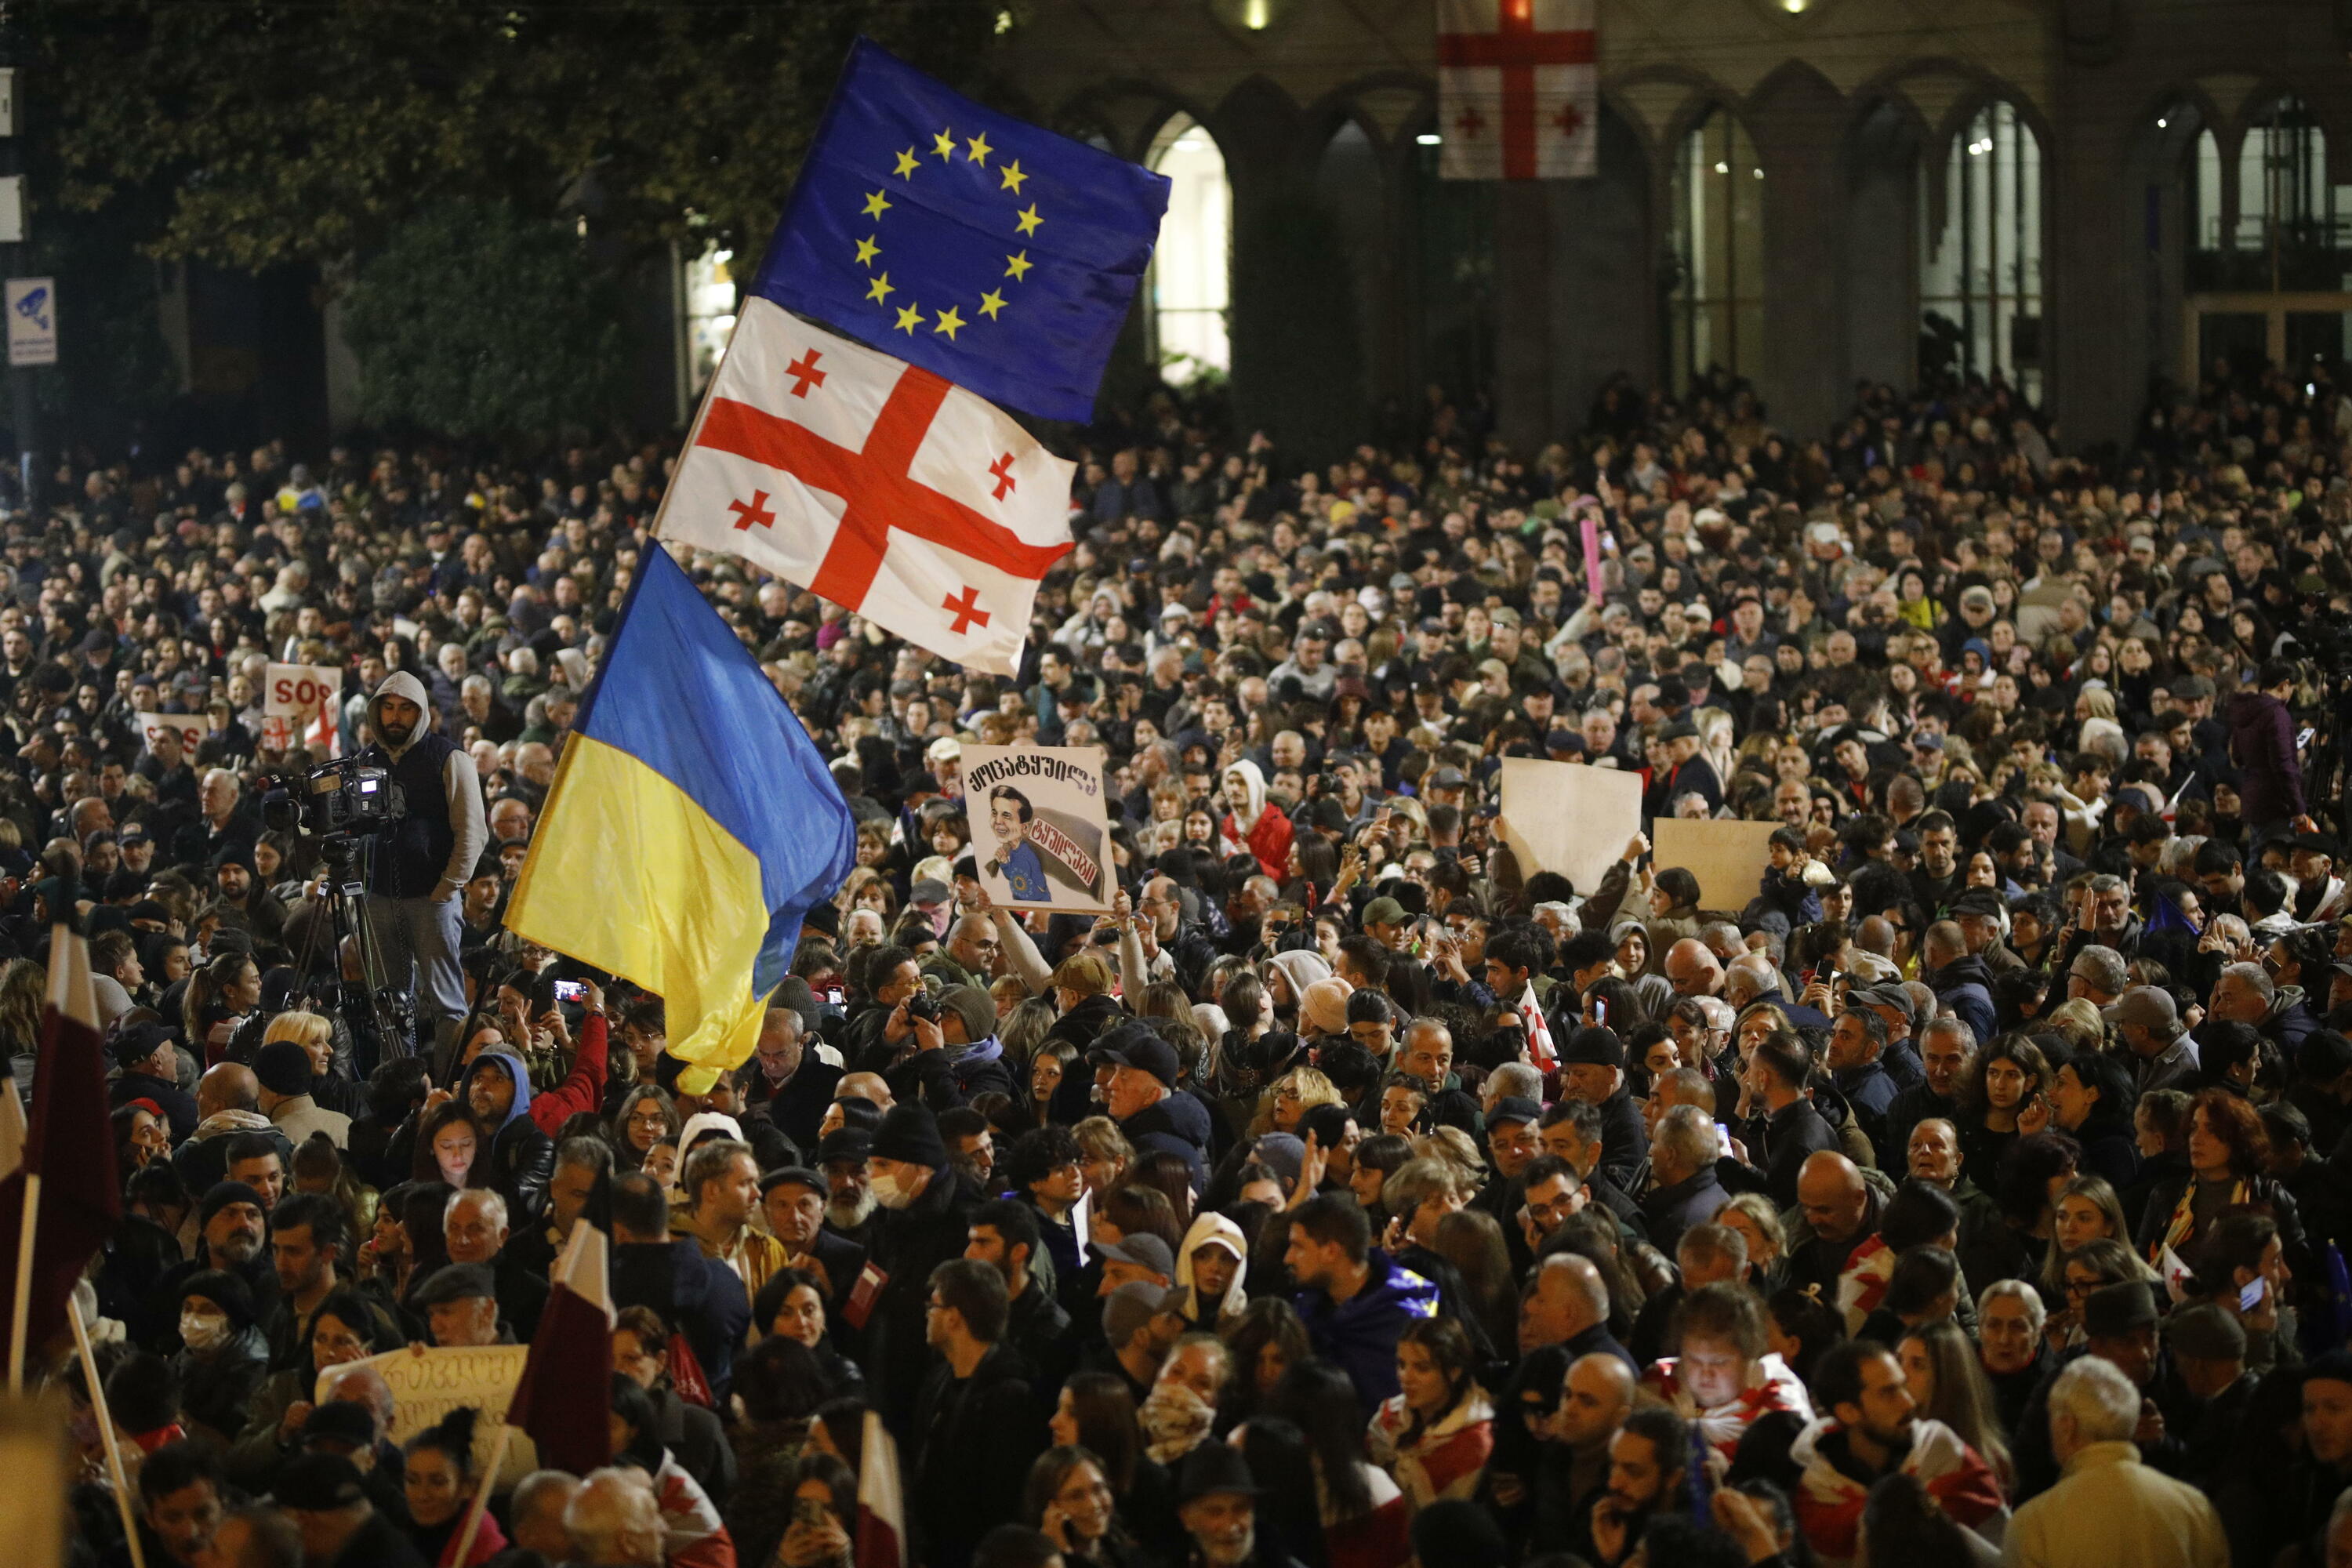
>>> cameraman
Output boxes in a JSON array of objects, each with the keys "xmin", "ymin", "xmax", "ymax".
[{"xmin": 358, "ymin": 670, "xmax": 488, "ymax": 1058}]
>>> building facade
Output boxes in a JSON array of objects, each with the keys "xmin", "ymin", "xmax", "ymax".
[{"xmin": 978, "ymin": 0, "xmax": 2352, "ymax": 456}]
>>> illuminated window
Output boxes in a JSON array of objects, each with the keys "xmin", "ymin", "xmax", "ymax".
[
  {"xmin": 1147, "ymin": 115, "xmax": 1232, "ymax": 383},
  {"xmin": 681, "ymin": 244, "xmax": 737, "ymax": 399},
  {"xmin": 1919, "ymin": 102, "xmax": 2043, "ymax": 399},
  {"xmin": 1666, "ymin": 106, "xmax": 1765, "ymax": 391}
]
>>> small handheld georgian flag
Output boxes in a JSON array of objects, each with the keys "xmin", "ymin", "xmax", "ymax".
[{"xmin": 661, "ymin": 299, "xmax": 1076, "ymax": 675}]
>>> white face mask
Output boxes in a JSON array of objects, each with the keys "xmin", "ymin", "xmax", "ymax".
[
  {"xmin": 869, "ymin": 1167, "xmax": 920, "ymax": 1210},
  {"xmin": 180, "ymin": 1309, "xmax": 230, "ymax": 1353}
]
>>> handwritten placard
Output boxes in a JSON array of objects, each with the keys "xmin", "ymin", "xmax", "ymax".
[{"xmin": 325, "ymin": 1344, "xmax": 538, "ymax": 1486}]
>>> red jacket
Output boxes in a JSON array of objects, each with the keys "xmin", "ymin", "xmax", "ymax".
[{"xmin": 528, "ymin": 1013, "xmax": 609, "ymax": 1134}]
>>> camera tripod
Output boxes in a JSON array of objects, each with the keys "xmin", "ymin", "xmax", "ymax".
[{"xmin": 289, "ymin": 833, "xmax": 416, "ymax": 1072}]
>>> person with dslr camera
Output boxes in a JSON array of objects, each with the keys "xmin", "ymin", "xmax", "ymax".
[{"xmin": 358, "ymin": 670, "xmax": 488, "ymax": 1059}]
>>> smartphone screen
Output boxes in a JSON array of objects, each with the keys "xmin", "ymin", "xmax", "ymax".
[
  {"xmin": 2240, "ymin": 1277, "xmax": 2267, "ymax": 1312},
  {"xmin": 1595, "ymin": 998, "xmax": 1609, "ymax": 1025},
  {"xmin": 551, "ymin": 979, "xmax": 584, "ymax": 1003}
]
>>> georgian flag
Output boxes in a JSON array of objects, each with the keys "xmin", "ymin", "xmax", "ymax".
[
  {"xmin": 661, "ymin": 299, "xmax": 1076, "ymax": 676},
  {"xmin": 855, "ymin": 1410, "xmax": 908, "ymax": 1568},
  {"xmin": 506, "ymin": 1214, "xmax": 615, "ymax": 1477}
]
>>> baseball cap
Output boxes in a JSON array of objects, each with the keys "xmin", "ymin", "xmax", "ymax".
[
  {"xmin": 1102, "ymin": 1280, "xmax": 1164, "ymax": 1348},
  {"xmin": 1093, "ymin": 1233, "xmax": 1175, "ymax": 1277},
  {"xmin": 1090, "ymin": 1021, "xmax": 1180, "ymax": 1087},
  {"xmin": 1362, "ymin": 895, "xmax": 1407, "ymax": 927}
]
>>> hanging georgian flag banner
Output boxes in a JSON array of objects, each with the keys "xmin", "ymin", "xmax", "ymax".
[
  {"xmin": 660, "ymin": 299, "xmax": 1075, "ymax": 676},
  {"xmin": 1437, "ymin": 0, "xmax": 1599, "ymax": 180}
]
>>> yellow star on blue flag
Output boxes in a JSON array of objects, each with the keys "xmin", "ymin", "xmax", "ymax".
[{"xmin": 753, "ymin": 38, "xmax": 1170, "ymax": 423}]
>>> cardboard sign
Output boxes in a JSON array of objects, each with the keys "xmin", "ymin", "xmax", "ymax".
[
  {"xmin": 1498, "ymin": 758, "xmax": 1642, "ymax": 899},
  {"xmin": 135, "ymin": 713, "xmax": 208, "ymax": 758},
  {"xmin": 963, "ymin": 744, "xmax": 1112, "ymax": 913},
  {"xmin": 326, "ymin": 1345, "xmax": 537, "ymax": 1486},
  {"xmin": 1653, "ymin": 818, "xmax": 1780, "ymax": 913},
  {"xmin": 264, "ymin": 662, "xmax": 343, "ymax": 755}
]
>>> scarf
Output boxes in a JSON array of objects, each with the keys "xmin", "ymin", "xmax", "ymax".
[
  {"xmin": 949, "ymin": 1033, "xmax": 1005, "ymax": 1083},
  {"xmin": 191, "ymin": 1109, "xmax": 273, "ymax": 1142},
  {"xmin": 2154, "ymin": 1174, "xmax": 2247, "ymax": 1266},
  {"xmin": 1141, "ymin": 1380, "xmax": 1217, "ymax": 1466}
]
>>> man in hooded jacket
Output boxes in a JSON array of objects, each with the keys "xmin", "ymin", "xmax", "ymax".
[
  {"xmin": 466, "ymin": 1047, "xmax": 554, "ymax": 1231},
  {"xmin": 357, "ymin": 670, "xmax": 488, "ymax": 1061}
]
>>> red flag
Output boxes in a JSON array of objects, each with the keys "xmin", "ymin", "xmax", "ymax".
[
  {"xmin": 506, "ymin": 1218, "xmax": 615, "ymax": 1476},
  {"xmin": 855, "ymin": 1410, "xmax": 907, "ymax": 1568},
  {"xmin": 0, "ymin": 927, "xmax": 122, "ymax": 1361}
]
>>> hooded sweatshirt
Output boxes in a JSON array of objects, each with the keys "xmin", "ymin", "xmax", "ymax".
[
  {"xmin": 363, "ymin": 669, "xmax": 489, "ymax": 900},
  {"xmin": 1219, "ymin": 759, "xmax": 1294, "ymax": 879},
  {"xmin": 473, "ymin": 1047, "xmax": 537, "ymax": 1132},
  {"xmin": 1174, "ymin": 1211, "xmax": 1249, "ymax": 1329}
]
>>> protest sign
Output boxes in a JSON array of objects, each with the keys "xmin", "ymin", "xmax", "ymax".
[
  {"xmin": 962, "ymin": 745, "xmax": 1113, "ymax": 913},
  {"xmin": 1653, "ymin": 818, "xmax": 1780, "ymax": 913},
  {"xmin": 1497, "ymin": 759, "xmax": 1642, "ymax": 899},
  {"xmin": 327, "ymin": 1344, "xmax": 538, "ymax": 1486},
  {"xmin": 135, "ymin": 712, "xmax": 207, "ymax": 758},
  {"xmin": 264, "ymin": 662, "xmax": 343, "ymax": 754}
]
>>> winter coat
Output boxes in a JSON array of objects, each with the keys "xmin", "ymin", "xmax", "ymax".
[
  {"xmin": 470, "ymin": 1048, "xmax": 554, "ymax": 1229},
  {"xmin": 1220, "ymin": 760, "xmax": 1294, "ymax": 880},
  {"xmin": 2229, "ymin": 689, "xmax": 2306, "ymax": 826},
  {"xmin": 1926, "ymin": 956, "xmax": 1998, "ymax": 1044},
  {"xmin": 1116, "ymin": 1088, "xmax": 1214, "ymax": 1189},
  {"xmin": 1296, "ymin": 1250, "xmax": 1442, "ymax": 1412}
]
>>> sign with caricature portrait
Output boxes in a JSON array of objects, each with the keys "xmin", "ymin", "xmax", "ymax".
[{"xmin": 962, "ymin": 744, "xmax": 1113, "ymax": 913}]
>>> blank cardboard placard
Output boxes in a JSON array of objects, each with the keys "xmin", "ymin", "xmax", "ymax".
[
  {"xmin": 1653, "ymin": 818, "xmax": 1780, "ymax": 913},
  {"xmin": 1498, "ymin": 760, "xmax": 1642, "ymax": 898}
]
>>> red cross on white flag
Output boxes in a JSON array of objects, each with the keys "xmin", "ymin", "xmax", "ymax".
[
  {"xmin": 1436, "ymin": 0, "xmax": 1598, "ymax": 181},
  {"xmin": 659, "ymin": 299, "xmax": 1076, "ymax": 676}
]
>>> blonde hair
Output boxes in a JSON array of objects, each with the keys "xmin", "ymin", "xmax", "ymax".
[
  {"xmin": 1050, "ymin": 950, "xmax": 1116, "ymax": 1000},
  {"xmin": 2043, "ymin": 998, "xmax": 2107, "ymax": 1054},
  {"xmin": 263, "ymin": 1010, "xmax": 333, "ymax": 1050},
  {"xmin": 1413, "ymin": 1124, "xmax": 1486, "ymax": 1178},
  {"xmin": 1249, "ymin": 1066, "xmax": 1341, "ymax": 1137}
]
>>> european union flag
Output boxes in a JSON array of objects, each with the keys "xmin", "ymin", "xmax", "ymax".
[{"xmin": 754, "ymin": 38, "xmax": 1171, "ymax": 424}]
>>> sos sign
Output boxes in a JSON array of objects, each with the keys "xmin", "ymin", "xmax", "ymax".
[{"xmin": 264, "ymin": 662, "xmax": 343, "ymax": 754}]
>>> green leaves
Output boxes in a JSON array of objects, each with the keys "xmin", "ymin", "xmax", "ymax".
[
  {"xmin": 33, "ymin": 0, "xmax": 1000, "ymax": 276},
  {"xmin": 338, "ymin": 198, "xmax": 622, "ymax": 438}
]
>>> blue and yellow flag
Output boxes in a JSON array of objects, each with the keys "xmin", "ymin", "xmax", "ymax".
[
  {"xmin": 754, "ymin": 37, "xmax": 1170, "ymax": 423},
  {"xmin": 506, "ymin": 548, "xmax": 855, "ymax": 1092}
]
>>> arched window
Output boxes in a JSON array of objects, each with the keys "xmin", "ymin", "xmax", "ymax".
[
  {"xmin": 1918, "ymin": 101, "xmax": 2043, "ymax": 399},
  {"xmin": 1666, "ymin": 106, "xmax": 1764, "ymax": 393},
  {"xmin": 1147, "ymin": 115, "xmax": 1232, "ymax": 383},
  {"xmin": 679, "ymin": 242, "xmax": 737, "ymax": 408}
]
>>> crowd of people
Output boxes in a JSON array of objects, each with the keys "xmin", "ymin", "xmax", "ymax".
[{"xmin": 20, "ymin": 359, "xmax": 2352, "ymax": 1568}]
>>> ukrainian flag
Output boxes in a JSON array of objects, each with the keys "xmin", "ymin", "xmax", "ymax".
[{"xmin": 506, "ymin": 547, "xmax": 855, "ymax": 1093}]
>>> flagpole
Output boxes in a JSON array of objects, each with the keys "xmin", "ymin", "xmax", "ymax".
[
  {"xmin": 69, "ymin": 1293, "xmax": 147, "ymax": 1568},
  {"xmin": 451, "ymin": 1422, "xmax": 514, "ymax": 1564},
  {"xmin": 8, "ymin": 1170, "xmax": 40, "ymax": 1395}
]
